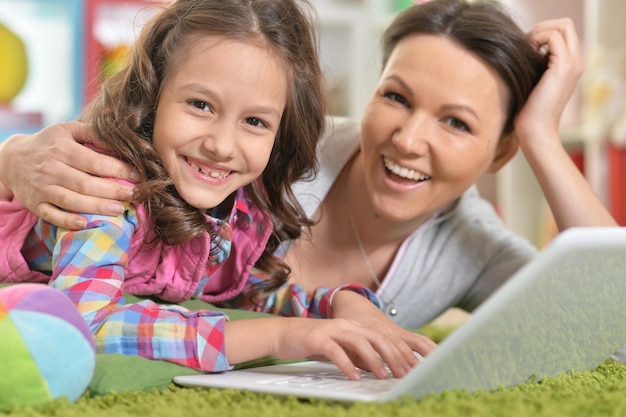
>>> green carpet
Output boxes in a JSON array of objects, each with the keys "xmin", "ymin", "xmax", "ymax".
[
  {"xmin": 2, "ymin": 360, "xmax": 626, "ymax": 417},
  {"xmin": 3, "ymin": 323, "xmax": 626, "ymax": 417}
]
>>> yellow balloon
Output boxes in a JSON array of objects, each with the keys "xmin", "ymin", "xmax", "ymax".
[{"xmin": 0, "ymin": 22, "xmax": 28, "ymax": 104}]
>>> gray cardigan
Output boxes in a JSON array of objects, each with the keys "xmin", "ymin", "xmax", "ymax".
[{"xmin": 292, "ymin": 117, "xmax": 538, "ymax": 329}]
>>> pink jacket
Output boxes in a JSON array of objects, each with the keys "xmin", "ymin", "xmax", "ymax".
[{"xmin": 0, "ymin": 197, "xmax": 273, "ymax": 304}]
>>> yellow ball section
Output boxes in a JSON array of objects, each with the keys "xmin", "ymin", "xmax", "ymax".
[{"xmin": 0, "ymin": 23, "xmax": 28, "ymax": 104}]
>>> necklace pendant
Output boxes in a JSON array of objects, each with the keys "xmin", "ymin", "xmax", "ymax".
[{"xmin": 388, "ymin": 306, "xmax": 398, "ymax": 317}]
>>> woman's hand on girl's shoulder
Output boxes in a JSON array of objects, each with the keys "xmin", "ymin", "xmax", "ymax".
[{"xmin": 0, "ymin": 121, "xmax": 137, "ymax": 229}]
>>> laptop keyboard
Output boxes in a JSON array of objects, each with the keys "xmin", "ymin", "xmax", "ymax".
[{"xmin": 260, "ymin": 368, "xmax": 398, "ymax": 394}]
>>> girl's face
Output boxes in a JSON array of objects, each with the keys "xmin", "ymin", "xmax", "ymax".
[
  {"xmin": 152, "ymin": 36, "xmax": 288, "ymax": 210},
  {"xmin": 359, "ymin": 34, "xmax": 514, "ymax": 224}
]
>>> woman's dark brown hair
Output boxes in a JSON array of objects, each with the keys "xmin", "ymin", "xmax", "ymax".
[
  {"xmin": 382, "ymin": 0, "xmax": 547, "ymax": 138},
  {"xmin": 87, "ymin": 0, "xmax": 326, "ymax": 298}
]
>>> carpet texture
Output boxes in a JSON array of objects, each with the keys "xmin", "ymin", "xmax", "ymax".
[
  {"xmin": 2, "ymin": 360, "xmax": 626, "ymax": 417},
  {"xmin": 2, "ymin": 322, "xmax": 626, "ymax": 417}
]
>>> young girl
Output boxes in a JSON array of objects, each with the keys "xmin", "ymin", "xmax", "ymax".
[
  {"xmin": 0, "ymin": 0, "xmax": 433, "ymax": 380},
  {"xmin": 0, "ymin": 0, "xmax": 618, "ymax": 362}
]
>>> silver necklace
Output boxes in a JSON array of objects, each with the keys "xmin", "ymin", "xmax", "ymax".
[
  {"xmin": 344, "ymin": 174, "xmax": 383, "ymax": 290},
  {"xmin": 344, "ymin": 173, "xmax": 403, "ymax": 316}
]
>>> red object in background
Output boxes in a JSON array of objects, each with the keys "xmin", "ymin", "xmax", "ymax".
[
  {"xmin": 609, "ymin": 142, "xmax": 626, "ymax": 226},
  {"xmin": 84, "ymin": 0, "xmax": 163, "ymax": 103},
  {"xmin": 568, "ymin": 146, "xmax": 585, "ymax": 174},
  {"xmin": 0, "ymin": 107, "xmax": 43, "ymax": 129}
]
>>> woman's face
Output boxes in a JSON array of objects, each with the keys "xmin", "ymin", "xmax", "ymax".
[{"xmin": 359, "ymin": 33, "xmax": 512, "ymax": 224}]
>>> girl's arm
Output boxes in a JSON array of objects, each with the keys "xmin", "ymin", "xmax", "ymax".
[
  {"xmin": 46, "ymin": 208, "xmax": 230, "ymax": 372},
  {"xmin": 515, "ymin": 18, "xmax": 617, "ymax": 229},
  {"xmin": 0, "ymin": 122, "xmax": 136, "ymax": 229},
  {"xmin": 224, "ymin": 313, "xmax": 427, "ymax": 380}
]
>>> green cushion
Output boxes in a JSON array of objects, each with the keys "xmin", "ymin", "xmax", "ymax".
[{"xmin": 88, "ymin": 294, "xmax": 297, "ymax": 395}]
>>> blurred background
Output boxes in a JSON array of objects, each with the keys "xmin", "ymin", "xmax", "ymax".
[{"xmin": 1, "ymin": 0, "xmax": 625, "ymax": 246}]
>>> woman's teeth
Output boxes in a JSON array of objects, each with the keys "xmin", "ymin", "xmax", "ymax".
[{"xmin": 383, "ymin": 156, "xmax": 431, "ymax": 181}]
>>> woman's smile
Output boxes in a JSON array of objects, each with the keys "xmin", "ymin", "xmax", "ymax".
[{"xmin": 383, "ymin": 156, "xmax": 431, "ymax": 183}]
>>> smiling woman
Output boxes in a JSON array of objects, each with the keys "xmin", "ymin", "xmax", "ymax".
[{"xmin": 357, "ymin": 34, "xmax": 514, "ymax": 228}]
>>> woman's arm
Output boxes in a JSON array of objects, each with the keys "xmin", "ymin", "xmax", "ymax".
[
  {"xmin": 0, "ymin": 121, "xmax": 137, "ymax": 229},
  {"xmin": 515, "ymin": 18, "xmax": 617, "ymax": 229},
  {"xmin": 39, "ymin": 208, "xmax": 230, "ymax": 371}
]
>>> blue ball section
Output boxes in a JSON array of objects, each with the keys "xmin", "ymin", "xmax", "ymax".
[
  {"xmin": 0, "ymin": 284, "xmax": 96, "ymax": 405},
  {"xmin": 11, "ymin": 310, "xmax": 96, "ymax": 401}
]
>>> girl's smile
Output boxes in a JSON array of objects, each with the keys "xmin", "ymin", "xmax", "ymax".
[{"xmin": 185, "ymin": 156, "xmax": 232, "ymax": 183}]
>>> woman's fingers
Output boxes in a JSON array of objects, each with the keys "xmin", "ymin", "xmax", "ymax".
[
  {"xmin": 61, "ymin": 122, "xmax": 139, "ymax": 182},
  {"xmin": 516, "ymin": 17, "xmax": 585, "ymax": 141},
  {"xmin": 1, "ymin": 121, "xmax": 138, "ymax": 228}
]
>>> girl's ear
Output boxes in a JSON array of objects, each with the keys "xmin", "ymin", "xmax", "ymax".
[{"xmin": 487, "ymin": 133, "xmax": 519, "ymax": 173}]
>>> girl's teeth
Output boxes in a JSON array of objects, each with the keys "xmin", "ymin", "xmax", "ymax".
[
  {"xmin": 189, "ymin": 161, "xmax": 229, "ymax": 179},
  {"xmin": 383, "ymin": 156, "xmax": 431, "ymax": 181}
]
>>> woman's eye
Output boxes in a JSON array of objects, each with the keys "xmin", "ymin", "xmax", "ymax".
[
  {"xmin": 191, "ymin": 100, "xmax": 211, "ymax": 111},
  {"xmin": 384, "ymin": 92, "xmax": 409, "ymax": 105},
  {"xmin": 245, "ymin": 117, "xmax": 267, "ymax": 128},
  {"xmin": 445, "ymin": 117, "xmax": 470, "ymax": 133}
]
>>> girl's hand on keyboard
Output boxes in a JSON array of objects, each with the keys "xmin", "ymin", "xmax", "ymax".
[
  {"xmin": 331, "ymin": 290, "xmax": 437, "ymax": 377},
  {"xmin": 226, "ymin": 316, "xmax": 430, "ymax": 381}
]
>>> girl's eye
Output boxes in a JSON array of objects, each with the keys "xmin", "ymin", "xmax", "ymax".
[
  {"xmin": 384, "ymin": 92, "xmax": 409, "ymax": 106},
  {"xmin": 245, "ymin": 117, "xmax": 267, "ymax": 128},
  {"xmin": 445, "ymin": 117, "xmax": 470, "ymax": 133},
  {"xmin": 191, "ymin": 100, "xmax": 211, "ymax": 112}
]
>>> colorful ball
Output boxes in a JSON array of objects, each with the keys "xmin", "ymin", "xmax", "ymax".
[{"xmin": 0, "ymin": 284, "xmax": 96, "ymax": 410}]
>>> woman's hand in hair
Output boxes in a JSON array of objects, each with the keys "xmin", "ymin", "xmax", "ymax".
[
  {"xmin": 0, "ymin": 121, "xmax": 137, "ymax": 229},
  {"xmin": 515, "ymin": 18, "xmax": 616, "ymax": 229},
  {"xmin": 516, "ymin": 18, "xmax": 585, "ymax": 147}
]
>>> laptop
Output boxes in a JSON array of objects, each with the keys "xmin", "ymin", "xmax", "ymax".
[{"xmin": 174, "ymin": 227, "xmax": 626, "ymax": 402}]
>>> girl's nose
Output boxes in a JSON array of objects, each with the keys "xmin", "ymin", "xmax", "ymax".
[{"xmin": 202, "ymin": 121, "xmax": 237, "ymax": 160}]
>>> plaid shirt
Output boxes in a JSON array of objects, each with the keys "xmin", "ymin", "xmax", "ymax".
[{"xmin": 20, "ymin": 196, "xmax": 249, "ymax": 372}]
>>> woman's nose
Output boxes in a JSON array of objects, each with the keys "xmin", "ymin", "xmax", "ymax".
[{"xmin": 391, "ymin": 114, "xmax": 430, "ymax": 156}]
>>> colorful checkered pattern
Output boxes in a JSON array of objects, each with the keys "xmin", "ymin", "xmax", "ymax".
[
  {"xmin": 20, "ymin": 199, "xmax": 245, "ymax": 372},
  {"xmin": 219, "ymin": 271, "xmax": 380, "ymax": 318}
]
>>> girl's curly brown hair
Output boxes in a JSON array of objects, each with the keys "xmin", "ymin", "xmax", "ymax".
[{"xmin": 86, "ymin": 0, "xmax": 326, "ymax": 301}]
